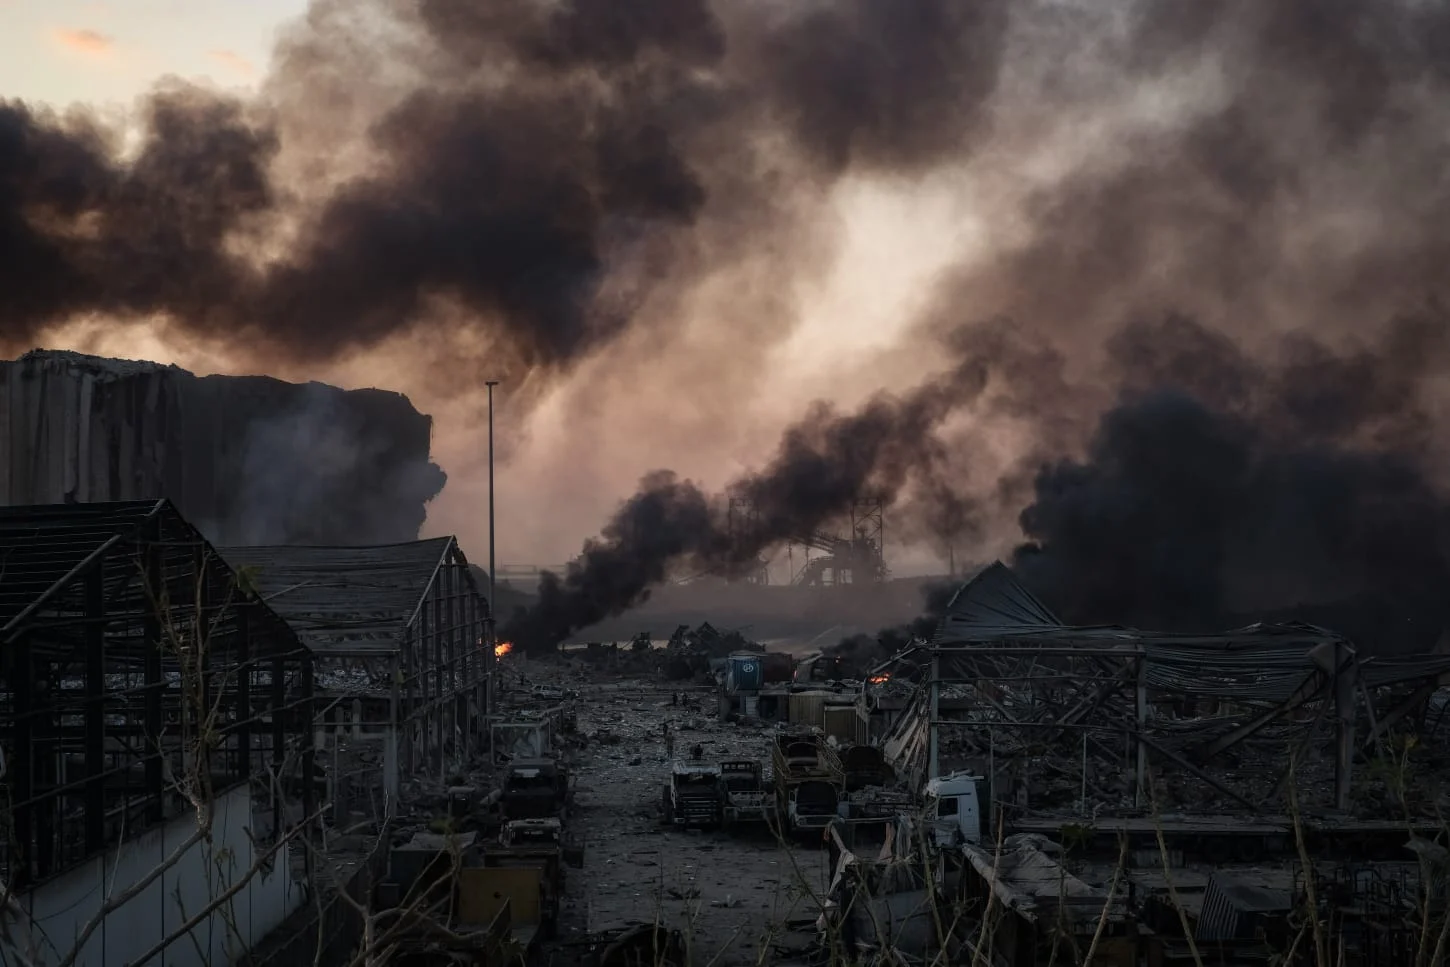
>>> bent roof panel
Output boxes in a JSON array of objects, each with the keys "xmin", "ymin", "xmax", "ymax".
[
  {"xmin": 935, "ymin": 560, "xmax": 1062, "ymax": 640},
  {"xmin": 220, "ymin": 538, "xmax": 461, "ymax": 655}
]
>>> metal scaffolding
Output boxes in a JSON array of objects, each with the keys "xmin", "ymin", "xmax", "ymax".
[
  {"xmin": 0, "ymin": 499, "xmax": 316, "ymax": 887},
  {"xmin": 879, "ymin": 562, "xmax": 1450, "ymax": 817},
  {"xmin": 726, "ymin": 498, "xmax": 770, "ymax": 585},
  {"xmin": 221, "ymin": 539, "xmax": 493, "ymax": 808},
  {"xmin": 790, "ymin": 500, "xmax": 888, "ymax": 587}
]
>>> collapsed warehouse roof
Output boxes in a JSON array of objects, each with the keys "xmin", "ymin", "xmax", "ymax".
[
  {"xmin": 221, "ymin": 538, "xmax": 487, "ymax": 656},
  {"xmin": 939, "ymin": 561, "xmax": 1061, "ymax": 636},
  {"xmin": 0, "ymin": 499, "xmax": 316, "ymax": 884},
  {"xmin": 880, "ymin": 561, "xmax": 1450, "ymax": 817},
  {"xmin": 220, "ymin": 538, "xmax": 493, "ymax": 794}
]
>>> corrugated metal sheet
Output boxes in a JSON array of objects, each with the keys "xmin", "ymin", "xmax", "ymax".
[
  {"xmin": 220, "ymin": 539, "xmax": 490, "ymax": 655},
  {"xmin": 1195, "ymin": 873, "xmax": 1292, "ymax": 942},
  {"xmin": 822, "ymin": 706, "xmax": 859, "ymax": 744},
  {"xmin": 935, "ymin": 560, "xmax": 1061, "ymax": 640},
  {"xmin": 789, "ymin": 691, "xmax": 833, "ymax": 727},
  {"xmin": 0, "ymin": 499, "xmax": 164, "ymax": 630}
]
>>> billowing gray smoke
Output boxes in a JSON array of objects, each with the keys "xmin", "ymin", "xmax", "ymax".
[
  {"xmin": 504, "ymin": 0, "xmax": 1450, "ymax": 651},
  {"xmin": 0, "ymin": 0, "xmax": 1009, "ymax": 376},
  {"xmin": 501, "ymin": 345, "xmax": 1000, "ymax": 649},
  {"xmin": 9, "ymin": 1, "xmax": 1450, "ymax": 651}
]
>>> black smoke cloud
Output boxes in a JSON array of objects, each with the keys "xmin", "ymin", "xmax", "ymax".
[
  {"xmin": 829, "ymin": 310, "xmax": 1450, "ymax": 662},
  {"xmin": 0, "ymin": 89, "xmax": 276, "ymax": 337},
  {"xmin": 503, "ymin": 0, "xmax": 1450, "ymax": 654},
  {"xmin": 1012, "ymin": 313, "xmax": 1450, "ymax": 652},
  {"xmin": 1, "ymin": 0, "xmax": 1010, "ymax": 378},
  {"xmin": 501, "ymin": 338, "xmax": 1008, "ymax": 649},
  {"xmin": 828, "ymin": 579, "xmax": 960, "ymax": 679},
  {"xmin": 500, "ymin": 317, "xmax": 1093, "ymax": 651},
  {"xmin": 11, "ymin": 0, "xmax": 1450, "ymax": 654},
  {"xmin": 505, "ymin": 300, "xmax": 1450, "ymax": 653}
]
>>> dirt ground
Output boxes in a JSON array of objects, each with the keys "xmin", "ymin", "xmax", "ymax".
[{"xmin": 524, "ymin": 670, "xmax": 828, "ymax": 965}]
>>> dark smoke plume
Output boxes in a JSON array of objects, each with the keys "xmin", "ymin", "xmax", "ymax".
[
  {"xmin": 12, "ymin": 0, "xmax": 1450, "ymax": 655},
  {"xmin": 819, "ymin": 308, "xmax": 1450, "ymax": 662},
  {"xmin": 1011, "ymin": 313, "xmax": 1450, "ymax": 653},
  {"xmin": 501, "ymin": 322, "xmax": 1050, "ymax": 650},
  {"xmin": 506, "ymin": 0, "xmax": 1450, "ymax": 652},
  {"xmin": 828, "ymin": 579, "xmax": 959, "ymax": 679},
  {"xmin": 1, "ymin": 0, "xmax": 1010, "ymax": 378},
  {"xmin": 506, "ymin": 302, "xmax": 1450, "ymax": 654},
  {"xmin": 907, "ymin": 0, "xmax": 1450, "ymax": 650}
]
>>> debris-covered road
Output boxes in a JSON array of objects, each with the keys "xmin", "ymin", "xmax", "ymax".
[{"xmin": 512, "ymin": 663, "xmax": 828, "ymax": 965}]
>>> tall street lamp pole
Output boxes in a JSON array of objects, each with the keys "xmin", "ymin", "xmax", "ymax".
[
  {"xmin": 485, "ymin": 379, "xmax": 500, "ymax": 758},
  {"xmin": 486, "ymin": 379, "xmax": 500, "ymax": 632}
]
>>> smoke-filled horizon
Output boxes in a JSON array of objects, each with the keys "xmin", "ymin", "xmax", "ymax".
[
  {"xmin": 503, "ymin": 310, "xmax": 1450, "ymax": 651},
  {"xmin": 9, "ymin": 0, "xmax": 1450, "ymax": 648}
]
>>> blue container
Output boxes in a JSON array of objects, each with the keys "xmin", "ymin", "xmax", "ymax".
[{"xmin": 726, "ymin": 655, "xmax": 764, "ymax": 693}]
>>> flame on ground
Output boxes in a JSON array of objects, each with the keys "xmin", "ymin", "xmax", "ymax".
[
  {"xmin": 495, "ymin": 641, "xmax": 513, "ymax": 658},
  {"xmin": 869, "ymin": 674, "xmax": 890, "ymax": 684}
]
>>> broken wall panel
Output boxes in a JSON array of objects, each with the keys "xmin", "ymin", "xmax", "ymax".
[{"xmin": 1, "ymin": 349, "xmax": 446, "ymax": 545}]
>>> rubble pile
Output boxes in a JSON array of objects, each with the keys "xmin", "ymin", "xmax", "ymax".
[
  {"xmin": 662, "ymin": 621, "xmax": 764, "ymax": 680},
  {"xmin": 559, "ymin": 622, "xmax": 772, "ymax": 683}
]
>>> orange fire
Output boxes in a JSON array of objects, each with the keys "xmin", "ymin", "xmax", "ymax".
[
  {"xmin": 869, "ymin": 674, "xmax": 890, "ymax": 684},
  {"xmin": 495, "ymin": 641, "xmax": 513, "ymax": 657}
]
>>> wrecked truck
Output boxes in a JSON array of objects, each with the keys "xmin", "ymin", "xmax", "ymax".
[
  {"xmin": 720, "ymin": 758, "xmax": 773, "ymax": 828},
  {"xmin": 662, "ymin": 760, "xmax": 724, "ymax": 828},
  {"xmin": 786, "ymin": 779, "xmax": 841, "ymax": 837},
  {"xmin": 501, "ymin": 757, "xmax": 575, "ymax": 821},
  {"xmin": 478, "ymin": 817, "xmax": 586, "ymax": 938},
  {"xmin": 924, "ymin": 771, "xmax": 983, "ymax": 848},
  {"xmin": 771, "ymin": 730, "xmax": 846, "ymax": 838}
]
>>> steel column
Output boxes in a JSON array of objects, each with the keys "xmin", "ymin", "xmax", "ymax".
[{"xmin": 84, "ymin": 566, "xmax": 106, "ymax": 853}]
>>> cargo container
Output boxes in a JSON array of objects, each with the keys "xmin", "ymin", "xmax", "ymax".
[{"xmin": 725, "ymin": 654, "xmax": 764, "ymax": 692}]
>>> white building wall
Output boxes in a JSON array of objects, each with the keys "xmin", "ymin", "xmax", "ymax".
[{"xmin": 0, "ymin": 786, "xmax": 304, "ymax": 967}]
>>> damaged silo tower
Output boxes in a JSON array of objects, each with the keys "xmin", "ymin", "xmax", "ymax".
[{"xmin": 0, "ymin": 349, "xmax": 446, "ymax": 544}]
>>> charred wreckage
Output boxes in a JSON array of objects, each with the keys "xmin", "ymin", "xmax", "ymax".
[
  {"xmin": 501, "ymin": 561, "xmax": 1450, "ymax": 967},
  {"xmin": 3, "ymin": 361, "xmax": 1450, "ymax": 966}
]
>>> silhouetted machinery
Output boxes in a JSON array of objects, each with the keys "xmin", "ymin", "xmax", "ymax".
[{"xmin": 792, "ymin": 531, "xmax": 886, "ymax": 586}]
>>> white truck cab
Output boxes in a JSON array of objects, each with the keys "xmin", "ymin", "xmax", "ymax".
[{"xmin": 923, "ymin": 771, "xmax": 982, "ymax": 847}]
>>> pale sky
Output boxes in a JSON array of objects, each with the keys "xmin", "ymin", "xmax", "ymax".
[{"xmin": 0, "ymin": 0, "xmax": 306, "ymax": 108}]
